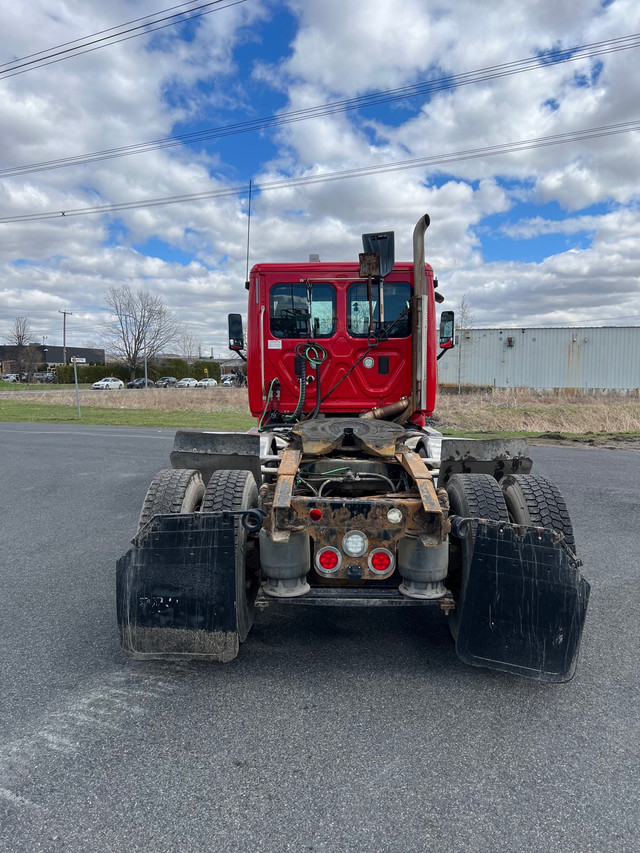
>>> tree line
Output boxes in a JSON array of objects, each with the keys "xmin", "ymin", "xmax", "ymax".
[{"xmin": 4, "ymin": 285, "xmax": 222, "ymax": 381}]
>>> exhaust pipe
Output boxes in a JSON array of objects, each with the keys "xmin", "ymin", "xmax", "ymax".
[
  {"xmin": 360, "ymin": 397, "xmax": 409, "ymax": 420},
  {"xmin": 411, "ymin": 214, "xmax": 430, "ymax": 416}
]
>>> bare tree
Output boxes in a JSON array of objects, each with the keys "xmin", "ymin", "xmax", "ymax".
[
  {"xmin": 6, "ymin": 317, "xmax": 37, "ymax": 379},
  {"xmin": 7, "ymin": 316, "xmax": 32, "ymax": 346},
  {"xmin": 101, "ymin": 286, "xmax": 181, "ymax": 378},
  {"xmin": 178, "ymin": 329, "xmax": 202, "ymax": 365},
  {"xmin": 456, "ymin": 294, "xmax": 475, "ymax": 331},
  {"xmin": 23, "ymin": 344, "xmax": 44, "ymax": 380},
  {"xmin": 455, "ymin": 294, "xmax": 475, "ymax": 393}
]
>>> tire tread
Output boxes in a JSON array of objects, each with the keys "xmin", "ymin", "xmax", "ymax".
[
  {"xmin": 504, "ymin": 474, "xmax": 575, "ymax": 550},
  {"xmin": 201, "ymin": 469, "xmax": 256, "ymax": 513},
  {"xmin": 447, "ymin": 473, "xmax": 510, "ymax": 521},
  {"xmin": 138, "ymin": 468, "xmax": 204, "ymax": 531}
]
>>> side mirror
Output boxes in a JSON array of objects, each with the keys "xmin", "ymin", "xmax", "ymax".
[
  {"xmin": 439, "ymin": 310, "xmax": 455, "ymax": 349},
  {"xmin": 228, "ymin": 313, "xmax": 244, "ymax": 351}
]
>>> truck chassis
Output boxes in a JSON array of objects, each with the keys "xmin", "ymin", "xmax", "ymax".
[{"xmin": 117, "ymin": 421, "xmax": 589, "ymax": 681}]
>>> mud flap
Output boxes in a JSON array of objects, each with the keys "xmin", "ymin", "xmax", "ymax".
[
  {"xmin": 453, "ymin": 520, "xmax": 590, "ymax": 682},
  {"xmin": 116, "ymin": 512, "xmax": 242, "ymax": 662}
]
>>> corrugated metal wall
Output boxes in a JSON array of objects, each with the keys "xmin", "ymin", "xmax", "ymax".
[{"xmin": 437, "ymin": 326, "xmax": 640, "ymax": 390}]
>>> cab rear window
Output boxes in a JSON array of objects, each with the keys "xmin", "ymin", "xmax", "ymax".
[
  {"xmin": 269, "ymin": 283, "xmax": 336, "ymax": 338},
  {"xmin": 347, "ymin": 281, "xmax": 411, "ymax": 337}
]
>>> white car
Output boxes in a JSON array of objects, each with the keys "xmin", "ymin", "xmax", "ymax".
[
  {"xmin": 195, "ymin": 378, "xmax": 218, "ymax": 388},
  {"xmin": 92, "ymin": 377, "xmax": 124, "ymax": 390},
  {"xmin": 177, "ymin": 377, "xmax": 198, "ymax": 388}
]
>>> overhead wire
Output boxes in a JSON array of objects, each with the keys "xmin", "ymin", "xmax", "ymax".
[
  {"xmin": 0, "ymin": 0, "xmax": 247, "ymax": 79},
  {"xmin": 0, "ymin": 1, "xmax": 203, "ymax": 69},
  {"xmin": 1, "ymin": 119, "xmax": 638, "ymax": 224},
  {"xmin": 2, "ymin": 31, "xmax": 639, "ymax": 178}
]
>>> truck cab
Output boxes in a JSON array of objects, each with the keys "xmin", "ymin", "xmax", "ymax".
[{"xmin": 245, "ymin": 261, "xmax": 438, "ymax": 424}]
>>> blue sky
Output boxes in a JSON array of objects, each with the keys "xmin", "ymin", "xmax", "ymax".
[{"xmin": 1, "ymin": 0, "xmax": 640, "ymax": 352}]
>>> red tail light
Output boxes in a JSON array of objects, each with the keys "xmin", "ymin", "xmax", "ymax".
[
  {"xmin": 316, "ymin": 547, "xmax": 341, "ymax": 574},
  {"xmin": 369, "ymin": 549, "xmax": 394, "ymax": 574}
]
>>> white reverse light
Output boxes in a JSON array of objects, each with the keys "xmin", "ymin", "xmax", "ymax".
[{"xmin": 342, "ymin": 530, "xmax": 368, "ymax": 557}]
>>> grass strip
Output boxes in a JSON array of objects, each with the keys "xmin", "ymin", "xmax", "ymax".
[{"xmin": 0, "ymin": 400, "xmax": 255, "ymax": 431}]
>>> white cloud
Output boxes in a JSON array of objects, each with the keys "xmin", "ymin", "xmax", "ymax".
[{"xmin": 1, "ymin": 0, "xmax": 640, "ymax": 355}]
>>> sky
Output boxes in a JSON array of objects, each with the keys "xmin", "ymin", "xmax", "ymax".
[{"xmin": 1, "ymin": 0, "xmax": 639, "ymax": 355}]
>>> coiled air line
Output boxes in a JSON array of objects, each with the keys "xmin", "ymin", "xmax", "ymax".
[{"xmin": 258, "ymin": 342, "xmax": 327, "ymax": 430}]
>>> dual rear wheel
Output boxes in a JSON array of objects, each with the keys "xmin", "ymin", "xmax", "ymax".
[
  {"xmin": 445, "ymin": 471, "xmax": 576, "ymax": 624},
  {"xmin": 137, "ymin": 467, "xmax": 260, "ymax": 642},
  {"xmin": 446, "ymin": 472, "xmax": 575, "ymax": 542}
]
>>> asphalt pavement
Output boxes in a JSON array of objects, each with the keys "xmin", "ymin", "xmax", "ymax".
[{"xmin": 0, "ymin": 423, "xmax": 638, "ymax": 853}]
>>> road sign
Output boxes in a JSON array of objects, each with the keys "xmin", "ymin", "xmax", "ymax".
[{"xmin": 70, "ymin": 357, "xmax": 86, "ymax": 363}]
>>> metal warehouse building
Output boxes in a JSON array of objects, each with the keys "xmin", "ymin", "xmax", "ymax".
[{"xmin": 437, "ymin": 326, "xmax": 640, "ymax": 391}]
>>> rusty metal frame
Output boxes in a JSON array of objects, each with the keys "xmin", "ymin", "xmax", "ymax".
[{"xmin": 264, "ymin": 442, "xmax": 450, "ymax": 578}]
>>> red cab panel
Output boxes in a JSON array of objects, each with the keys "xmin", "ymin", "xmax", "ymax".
[{"xmin": 246, "ymin": 261, "xmax": 437, "ymax": 421}]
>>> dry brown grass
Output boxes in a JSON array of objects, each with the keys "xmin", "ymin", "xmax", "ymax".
[
  {"xmin": 5, "ymin": 387, "xmax": 640, "ymax": 435},
  {"xmin": 10, "ymin": 387, "xmax": 250, "ymax": 414},
  {"xmin": 434, "ymin": 389, "xmax": 640, "ymax": 434}
]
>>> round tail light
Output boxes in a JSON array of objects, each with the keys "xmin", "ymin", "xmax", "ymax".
[
  {"xmin": 369, "ymin": 548, "xmax": 394, "ymax": 574},
  {"xmin": 316, "ymin": 547, "xmax": 341, "ymax": 574}
]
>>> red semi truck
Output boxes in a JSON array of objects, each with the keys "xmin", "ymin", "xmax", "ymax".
[{"xmin": 117, "ymin": 214, "xmax": 589, "ymax": 681}]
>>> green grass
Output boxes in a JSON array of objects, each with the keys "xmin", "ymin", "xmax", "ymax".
[
  {"xmin": 2, "ymin": 393, "xmax": 638, "ymax": 443},
  {"xmin": 0, "ymin": 399, "xmax": 255, "ymax": 430}
]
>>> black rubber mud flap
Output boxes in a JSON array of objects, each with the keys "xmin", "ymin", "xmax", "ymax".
[
  {"xmin": 116, "ymin": 512, "xmax": 241, "ymax": 662},
  {"xmin": 454, "ymin": 521, "xmax": 590, "ymax": 682}
]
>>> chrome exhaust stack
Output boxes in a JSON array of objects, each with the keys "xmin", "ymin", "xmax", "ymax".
[{"xmin": 411, "ymin": 214, "xmax": 430, "ymax": 417}]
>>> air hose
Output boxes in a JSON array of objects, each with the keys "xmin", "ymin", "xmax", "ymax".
[
  {"xmin": 295, "ymin": 343, "xmax": 327, "ymax": 421},
  {"xmin": 258, "ymin": 343, "xmax": 328, "ymax": 430}
]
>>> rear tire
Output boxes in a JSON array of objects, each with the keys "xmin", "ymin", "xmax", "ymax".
[
  {"xmin": 445, "ymin": 474, "xmax": 509, "ymax": 638},
  {"xmin": 137, "ymin": 468, "xmax": 205, "ymax": 534},
  {"xmin": 446, "ymin": 473, "xmax": 510, "ymax": 523},
  {"xmin": 201, "ymin": 470, "xmax": 260, "ymax": 642},
  {"xmin": 501, "ymin": 474, "xmax": 576, "ymax": 551}
]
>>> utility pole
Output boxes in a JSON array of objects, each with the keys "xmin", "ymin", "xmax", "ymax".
[{"xmin": 58, "ymin": 309, "xmax": 72, "ymax": 363}]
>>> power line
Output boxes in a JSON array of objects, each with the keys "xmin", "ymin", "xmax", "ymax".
[
  {"xmin": 1, "ymin": 119, "xmax": 638, "ymax": 225},
  {"xmin": 0, "ymin": 1, "xmax": 201, "ymax": 69},
  {"xmin": 2, "ymin": 31, "xmax": 639, "ymax": 178},
  {"xmin": 0, "ymin": 0, "xmax": 246, "ymax": 79}
]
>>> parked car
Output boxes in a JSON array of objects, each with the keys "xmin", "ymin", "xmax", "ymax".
[
  {"xmin": 32, "ymin": 372, "xmax": 55, "ymax": 383},
  {"xmin": 177, "ymin": 377, "xmax": 198, "ymax": 388},
  {"xmin": 155, "ymin": 376, "xmax": 178, "ymax": 387},
  {"xmin": 1, "ymin": 374, "xmax": 19, "ymax": 382},
  {"xmin": 195, "ymin": 378, "xmax": 218, "ymax": 388},
  {"xmin": 222, "ymin": 372, "xmax": 247, "ymax": 387},
  {"xmin": 92, "ymin": 377, "xmax": 124, "ymax": 390},
  {"xmin": 126, "ymin": 378, "xmax": 155, "ymax": 389}
]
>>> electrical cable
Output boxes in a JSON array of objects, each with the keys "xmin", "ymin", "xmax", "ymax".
[
  {"xmin": 0, "ymin": 1, "xmax": 203, "ymax": 69},
  {"xmin": 0, "ymin": 1, "xmax": 247, "ymax": 78},
  {"xmin": 258, "ymin": 377, "xmax": 280, "ymax": 431},
  {"xmin": 2, "ymin": 31, "xmax": 638, "ymax": 178},
  {"xmin": 2, "ymin": 119, "xmax": 639, "ymax": 225},
  {"xmin": 320, "ymin": 308, "xmax": 410, "ymax": 404}
]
